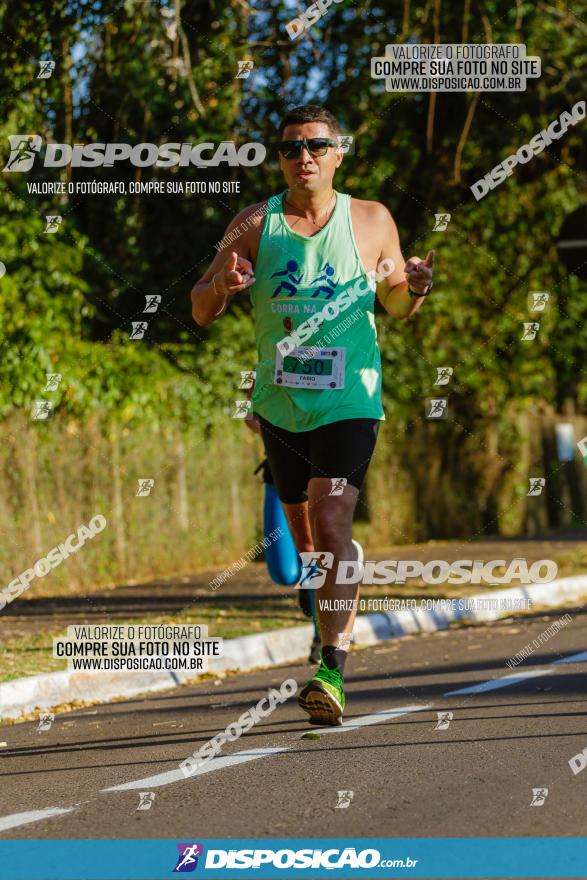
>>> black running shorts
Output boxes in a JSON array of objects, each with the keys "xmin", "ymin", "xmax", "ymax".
[{"xmin": 256, "ymin": 413, "xmax": 380, "ymax": 504}]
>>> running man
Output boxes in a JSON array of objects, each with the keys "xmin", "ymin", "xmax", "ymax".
[{"xmin": 191, "ymin": 104, "xmax": 434, "ymax": 725}]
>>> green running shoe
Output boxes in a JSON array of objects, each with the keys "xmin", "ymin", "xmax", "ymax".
[{"xmin": 298, "ymin": 657, "xmax": 345, "ymax": 726}]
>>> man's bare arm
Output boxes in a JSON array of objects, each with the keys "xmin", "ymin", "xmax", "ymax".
[
  {"xmin": 373, "ymin": 206, "xmax": 434, "ymax": 320},
  {"xmin": 191, "ymin": 208, "xmax": 259, "ymax": 327}
]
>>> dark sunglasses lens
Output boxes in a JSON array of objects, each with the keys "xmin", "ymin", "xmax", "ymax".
[
  {"xmin": 278, "ymin": 141, "xmax": 302, "ymax": 158},
  {"xmin": 307, "ymin": 139, "xmax": 330, "ymax": 155}
]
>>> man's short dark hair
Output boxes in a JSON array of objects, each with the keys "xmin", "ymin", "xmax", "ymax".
[{"xmin": 278, "ymin": 104, "xmax": 342, "ymax": 139}]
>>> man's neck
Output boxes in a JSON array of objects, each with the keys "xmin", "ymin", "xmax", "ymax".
[{"xmin": 285, "ymin": 187, "xmax": 335, "ymax": 220}]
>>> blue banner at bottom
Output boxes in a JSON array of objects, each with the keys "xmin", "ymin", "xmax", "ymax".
[{"xmin": 1, "ymin": 838, "xmax": 586, "ymax": 879}]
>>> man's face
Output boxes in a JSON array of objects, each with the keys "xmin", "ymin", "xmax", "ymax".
[{"xmin": 279, "ymin": 122, "xmax": 343, "ymax": 195}]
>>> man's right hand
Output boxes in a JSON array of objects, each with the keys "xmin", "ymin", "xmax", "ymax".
[
  {"xmin": 244, "ymin": 412, "xmax": 261, "ymax": 435},
  {"xmin": 214, "ymin": 251, "xmax": 256, "ymax": 297}
]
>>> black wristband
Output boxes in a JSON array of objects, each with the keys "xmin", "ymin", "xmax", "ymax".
[{"xmin": 408, "ymin": 280, "xmax": 433, "ymax": 298}]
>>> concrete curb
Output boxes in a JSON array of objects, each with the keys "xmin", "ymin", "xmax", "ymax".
[{"xmin": 2, "ymin": 575, "xmax": 586, "ymax": 721}]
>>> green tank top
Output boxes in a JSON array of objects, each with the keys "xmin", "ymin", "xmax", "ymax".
[{"xmin": 250, "ymin": 190, "xmax": 385, "ymax": 432}]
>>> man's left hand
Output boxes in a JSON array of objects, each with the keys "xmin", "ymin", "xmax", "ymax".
[{"xmin": 405, "ymin": 249, "xmax": 435, "ymax": 294}]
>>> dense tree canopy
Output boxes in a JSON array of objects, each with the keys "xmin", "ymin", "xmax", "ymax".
[{"xmin": 0, "ymin": 0, "xmax": 585, "ymax": 435}]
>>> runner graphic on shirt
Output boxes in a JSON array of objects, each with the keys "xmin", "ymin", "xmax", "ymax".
[
  {"xmin": 310, "ymin": 262, "xmax": 339, "ymax": 299},
  {"xmin": 271, "ymin": 260, "xmax": 303, "ymax": 297}
]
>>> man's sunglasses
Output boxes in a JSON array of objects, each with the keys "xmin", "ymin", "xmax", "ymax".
[{"xmin": 276, "ymin": 137, "xmax": 338, "ymax": 159}]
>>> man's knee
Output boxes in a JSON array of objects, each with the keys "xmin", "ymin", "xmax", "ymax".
[{"xmin": 310, "ymin": 507, "xmax": 352, "ymax": 549}]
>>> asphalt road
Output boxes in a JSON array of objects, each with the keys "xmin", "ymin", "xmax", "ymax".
[{"xmin": 2, "ymin": 604, "xmax": 587, "ymax": 849}]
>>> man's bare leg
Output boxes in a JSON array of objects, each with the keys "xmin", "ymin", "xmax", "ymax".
[
  {"xmin": 281, "ymin": 500, "xmax": 321, "ymax": 660},
  {"xmin": 295, "ymin": 477, "xmax": 362, "ymax": 725},
  {"xmin": 281, "ymin": 500, "xmax": 313, "ymax": 555},
  {"xmin": 306, "ymin": 477, "xmax": 361, "ymax": 650}
]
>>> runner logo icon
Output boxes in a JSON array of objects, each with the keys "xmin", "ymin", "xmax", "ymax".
[
  {"xmin": 173, "ymin": 843, "xmax": 204, "ymax": 872},
  {"xmin": 270, "ymin": 261, "xmax": 340, "ymax": 299},
  {"xmin": 295, "ymin": 552, "xmax": 334, "ymax": 589},
  {"xmin": 3, "ymin": 135, "xmax": 42, "ymax": 172}
]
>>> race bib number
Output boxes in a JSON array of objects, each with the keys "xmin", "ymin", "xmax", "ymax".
[{"xmin": 274, "ymin": 347, "xmax": 346, "ymax": 389}]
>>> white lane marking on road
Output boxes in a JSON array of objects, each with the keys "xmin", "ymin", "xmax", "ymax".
[
  {"xmin": 0, "ymin": 806, "xmax": 76, "ymax": 834},
  {"xmin": 5, "ymin": 648, "xmax": 584, "ymax": 832},
  {"xmin": 553, "ymin": 650, "xmax": 587, "ymax": 664},
  {"xmin": 0, "ymin": 705, "xmax": 433, "ymax": 829},
  {"xmin": 102, "ymin": 747, "xmax": 290, "ymax": 791},
  {"xmin": 102, "ymin": 650, "xmax": 587, "ymax": 794},
  {"xmin": 105, "ymin": 705, "xmax": 433, "ymax": 791},
  {"xmin": 445, "ymin": 668, "xmax": 552, "ymax": 696},
  {"xmin": 13, "ymin": 650, "xmax": 585, "ymax": 826},
  {"xmin": 310, "ymin": 704, "xmax": 432, "ymax": 735}
]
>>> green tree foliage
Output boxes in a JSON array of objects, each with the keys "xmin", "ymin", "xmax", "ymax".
[{"xmin": 0, "ymin": 0, "xmax": 584, "ymax": 445}]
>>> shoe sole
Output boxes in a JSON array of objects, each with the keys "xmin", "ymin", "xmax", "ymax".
[{"xmin": 298, "ymin": 682, "xmax": 343, "ymax": 726}]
